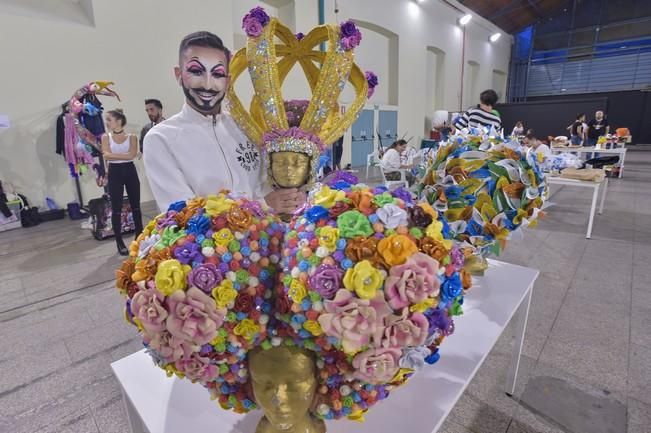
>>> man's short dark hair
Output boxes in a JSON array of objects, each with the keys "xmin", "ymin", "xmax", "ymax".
[
  {"xmin": 480, "ymin": 89, "xmax": 499, "ymax": 107},
  {"xmin": 145, "ymin": 99, "xmax": 162, "ymax": 110},
  {"xmin": 179, "ymin": 31, "xmax": 231, "ymax": 65},
  {"xmin": 525, "ymin": 131, "xmax": 537, "ymax": 140}
]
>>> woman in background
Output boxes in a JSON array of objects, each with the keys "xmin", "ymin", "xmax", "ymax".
[
  {"xmin": 101, "ymin": 109, "xmax": 143, "ymax": 255},
  {"xmin": 511, "ymin": 121, "xmax": 524, "ymax": 137},
  {"xmin": 381, "ymin": 139, "xmax": 415, "ymax": 186}
]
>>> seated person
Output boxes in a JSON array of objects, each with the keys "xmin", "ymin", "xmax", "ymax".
[
  {"xmin": 381, "ymin": 139, "xmax": 415, "ymax": 186},
  {"xmin": 524, "ymin": 131, "xmax": 551, "ymax": 163}
]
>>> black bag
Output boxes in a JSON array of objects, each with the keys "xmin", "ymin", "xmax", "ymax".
[
  {"xmin": 17, "ymin": 194, "xmax": 41, "ymax": 227},
  {"xmin": 88, "ymin": 195, "xmax": 135, "ymax": 240}
]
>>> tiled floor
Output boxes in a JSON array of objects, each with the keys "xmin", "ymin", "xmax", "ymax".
[{"xmin": 1, "ymin": 147, "xmax": 650, "ymax": 433}]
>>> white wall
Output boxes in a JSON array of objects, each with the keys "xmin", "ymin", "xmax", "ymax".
[{"xmin": 0, "ymin": 0, "xmax": 510, "ymax": 208}]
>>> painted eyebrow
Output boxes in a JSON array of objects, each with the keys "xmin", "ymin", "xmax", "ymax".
[
  {"xmin": 185, "ymin": 58, "xmax": 206, "ymax": 71},
  {"xmin": 211, "ymin": 63, "xmax": 226, "ymax": 74}
]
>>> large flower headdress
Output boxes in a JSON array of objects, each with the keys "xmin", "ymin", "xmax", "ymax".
[{"xmin": 227, "ymin": 8, "xmax": 374, "ymax": 186}]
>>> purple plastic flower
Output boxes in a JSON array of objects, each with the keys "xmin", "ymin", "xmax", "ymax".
[
  {"xmin": 325, "ymin": 170, "xmax": 358, "ymax": 187},
  {"xmin": 187, "ymin": 263, "xmax": 223, "ymax": 294},
  {"xmin": 309, "ymin": 264, "xmax": 344, "ymax": 299},
  {"xmin": 391, "ymin": 187, "xmax": 412, "ymax": 204},
  {"xmin": 243, "ymin": 17, "xmax": 263, "ymax": 37},
  {"xmin": 425, "ymin": 308, "xmax": 454, "ymax": 336},
  {"xmin": 450, "ymin": 247, "xmax": 465, "ymax": 271},
  {"xmin": 247, "ymin": 6, "xmax": 270, "ymax": 26},
  {"xmin": 156, "ymin": 211, "xmax": 178, "ymax": 231},
  {"xmin": 340, "ymin": 20, "xmax": 358, "ymax": 38},
  {"xmin": 241, "ymin": 200, "xmax": 265, "ymax": 218},
  {"xmin": 174, "ymin": 241, "xmax": 202, "ymax": 265},
  {"xmin": 365, "ymin": 71, "xmax": 379, "ymax": 98}
]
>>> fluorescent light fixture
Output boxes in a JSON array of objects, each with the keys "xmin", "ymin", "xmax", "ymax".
[
  {"xmin": 489, "ymin": 32, "xmax": 501, "ymax": 42},
  {"xmin": 459, "ymin": 14, "xmax": 472, "ymax": 26}
]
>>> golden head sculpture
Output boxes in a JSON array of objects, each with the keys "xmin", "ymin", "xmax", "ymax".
[{"xmin": 227, "ymin": 7, "xmax": 374, "ymax": 190}]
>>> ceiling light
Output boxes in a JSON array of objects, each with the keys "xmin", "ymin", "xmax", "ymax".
[
  {"xmin": 489, "ymin": 32, "xmax": 501, "ymax": 42},
  {"xmin": 458, "ymin": 14, "xmax": 472, "ymax": 26}
]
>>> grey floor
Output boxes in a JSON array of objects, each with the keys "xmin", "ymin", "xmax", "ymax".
[{"xmin": 1, "ymin": 148, "xmax": 650, "ymax": 433}]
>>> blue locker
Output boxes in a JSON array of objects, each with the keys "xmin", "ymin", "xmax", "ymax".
[
  {"xmin": 351, "ymin": 109, "xmax": 375, "ymax": 167},
  {"xmin": 378, "ymin": 110, "xmax": 398, "ymax": 148}
]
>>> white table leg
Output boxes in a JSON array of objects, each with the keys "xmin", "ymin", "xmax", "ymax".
[
  {"xmin": 619, "ymin": 151, "xmax": 626, "ymax": 178},
  {"xmin": 586, "ymin": 183, "xmax": 600, "ymax": 239},
  {"xmin": 120, "ymin": 387, "xmax": 148, "ymax": 433},
  {"xmin": 505, "ymin": 284, "xmax": 533, "ymax": 397},
  {"xmin": 599, "ymin": 178, "xmax": 608, "ymax": 215}
]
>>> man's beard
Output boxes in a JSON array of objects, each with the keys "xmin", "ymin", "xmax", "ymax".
[{"xmin": 182, "ymin": 82, "xmax": 225, "ymax": 115}]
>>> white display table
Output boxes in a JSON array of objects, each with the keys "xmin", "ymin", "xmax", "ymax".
[
  {"xmin": 111, "ymin": 260, "xmax": 539, "ymax": 433},
  {"xmin": 546, "ymin": 176, "xmax": 608, "ymax": 239},
  {"xmin": 550, "ymin": 146, "xmax": 627, "ymax": 178}
]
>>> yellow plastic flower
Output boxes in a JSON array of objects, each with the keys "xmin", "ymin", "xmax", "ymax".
[
  {"xmin": 288, "ymin": 279, "xmax": 307, "ymax": 303},
  {"xmin": 205, "ymin": 194, "xmax": 235, "ymax": 216},
  {"xmin": 391, "ymin": 367, "xmax": 414, "ymax": 384},
  {"xmin": 424, "ymin": 222, "xmax": 453, "ymax": 250},
  {"xmin": 314, "ymin": 186, "xmax": 345, "ymax": 208},
  {"xmin": 343, "ymin": 260, "xmax": 383, "ymax": 299},
  {"xmin": 377, "ymin": 234, "xmax": 419, "ymax": 266},
  {"xmin": 303, "ymin": 320, "xmax": 324, "ymax": 336},
  {"xmin": 213, "ymin": 228, "xmax": 234, "ymax": 247},
  {"xmin": 347, "ymin": 409, "xmax": 366, "ymax": 422},
  {"xmin": 212, "ymin": 280, "xmax": 238, "ymax": 308},
  {"xmin": 155, "ymin": 259, "xmax": 188, "ymax": 296},
  {"xmin": 211, "ymin": 334, "xmax": 226, "ymax": 346},
  {"xmin": 318, "ymin": 226, "xmax": 339, "ymax": 252},
  {"xmin": 234, "ymin": 318, "xmax": 259, "ymax": 340},
  {"xmin": 164, "ymin": 363, "xmax": 183, "ymax": 378},
  {"xmin": 410, "ymin": 298, "xmax": 436, "ymax": 313},
  {"xmin": 143, "ymin": 219, "xmax": 157, "ymax": 237},
  {"xmin": 418, "ymin": 203, "xmax": 437, "ymax": 219}
]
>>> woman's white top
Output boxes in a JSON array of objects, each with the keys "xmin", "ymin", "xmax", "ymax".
[{"xmin": 108, "ymin": 133, "xmax": 134, "ymax": 164}]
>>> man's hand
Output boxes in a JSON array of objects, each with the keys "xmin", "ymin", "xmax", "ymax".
[{"xmin": 265, "ymin": 188, "xmax": 306, "ymax": 215}]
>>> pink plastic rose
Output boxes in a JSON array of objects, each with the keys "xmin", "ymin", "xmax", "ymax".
[
  {"xmin": 131, "ymin": 287, "xmax": 168, "ymax": 334},
  {"xmin": 243, "ymin": 17, "xmax": 263, "ymax": 37},
  {"xmin": 174, "ymin": 353, "xmax": 219, "ymax": 383},
  {"xmin": 376, "ymin": 309, "xmax": 429, "ymax": 348},
  {"xmin": 166, "ymin": 287, "xmax": 226, "ymax": 345},
  {"xmin": 318, "ymin": 289, "xmax": 392, "ymax": 354},
  {"xmin": 352, "ymin": 347, "xmax": 401, "ymax": 383},
  {"xmin": 147, "ymin": 330, "xmax": 198, "ymax": 363},
  {"xmin": 384, "ymin": 252, "xmax": 440, "ymax": 310}
]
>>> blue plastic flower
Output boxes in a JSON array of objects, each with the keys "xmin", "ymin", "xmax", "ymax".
[
  {"xmin": 187, "ymin": 214, "xmax": 210, "ymax": 236},
  {"xmin": 168, "ymin": 200, "xmax": 186, "ymax": 212},
  {"xmin": 441, "ymin": 273, "xmax": 462, "ymax": 302},
  {"xmin": 305, "ymin": 205, "xmax": 329, "ymax": 223}
]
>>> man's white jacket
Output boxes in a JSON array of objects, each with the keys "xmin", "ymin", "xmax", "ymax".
[{"xmin": 144, "ymin": 104, "xmax": 271, "ymax": 212}]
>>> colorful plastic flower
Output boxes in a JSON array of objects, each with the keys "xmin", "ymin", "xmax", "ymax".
[
  {"xmin": 131, "ymin": 287, "xmax": 168, "ymax": 333},
  {"xmin": 309, "ymin": 264, "xmax": 344, "ymax": 299},
  {"xmin": 155, "ymin": 259, "xmax": 188, "ymax": 296},
  {"xmin": 376, "ymin": 204, "xmax": 408, "ymax": 229},
  {"xmin": 166, "ymin": 287, "xmax": 225, "ymax": 345},
  {"xmin": 318, "ymin": 226, "xmax": 339, "ymax": 252},
  {"xmin": 314, "ymin": 186, "xmax": 345, "ymax": 208},
  {"xmin": 343, "ymin": 260, "xmax": 384, "ymax": 300},
  {"xmin": 337, "ymin": 210, "xmax": 374, "ymax": 238},
  {"xmin": 213, "ymin": 228, "xmax": 235, "ymax": 247},
  {"xmin": 377, "ymin": 309, "xmax": 429, "ymax": 348},
  {"xmin": 318, "ymin": 289, "xmax": 391, "ymax": 354},
  {"xmin": 352, "ymin": 348, "xmax": 401, "ymax": 383},
  {"xmin": 377, "ymin": 235, "xmax": 418, "ymax": 266},
  {"xmin": 187, "ymin": 263, "xmax": 223, "ymax": 294},
  {"xmin": 212, "ymin": 280, "xmax": 238, "ymax": 309},
  {"xmin": 384, "ymin": 252, "xmax": 440, "ymax": 310},
  {"xmin": 205, "ymin": 194, "xmax": 235, "ymax": 216}
]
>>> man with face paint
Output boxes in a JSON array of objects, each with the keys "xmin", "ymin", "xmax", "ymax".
[{"xmin": 143, "ymin": 31, "xmax": 304, "ymax": 213}]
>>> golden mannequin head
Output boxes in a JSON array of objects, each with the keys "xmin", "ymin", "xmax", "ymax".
[
  {"xmin": 249, "ymin": 346, "xmax": 324, "ymax": 433},
  {"xmin": 270, "ymin": 151, "xmax": 311, "ymax": 188}
]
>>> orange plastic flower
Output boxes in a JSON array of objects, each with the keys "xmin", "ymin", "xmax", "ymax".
[
  {"xmin": 345, "ymin": 237, "xmax": 387, "ymax": 269},
  {"xmin": 227, "ymin": 207, "xmax": 253, "ymax": 232},
  {"xmin": 460, "ymin": 268, "xmax": 473, "ymax": 290},
  {"xmin": 349, "ymin": 190, "xmax": 376, "ymax": 215},
  {"xmin": 377, "ymin": 234, "xmax": 418, "ymax": 266},
  {"xmin": 116, "ymin": 258, "xmax": 136, "ymax": 293},
  {"xmin": 419, "ymin": 236, "xmax": 449, "ymax": 262}
]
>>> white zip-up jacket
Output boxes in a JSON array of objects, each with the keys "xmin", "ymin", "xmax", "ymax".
[{"xmin": 143, "ymin": 103, "xmax": 271, "ymax": 212}]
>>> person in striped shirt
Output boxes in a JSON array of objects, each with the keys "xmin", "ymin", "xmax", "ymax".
[{"xmin": 454, "ymin": 89, "xmax": 502, "ymax": 135}]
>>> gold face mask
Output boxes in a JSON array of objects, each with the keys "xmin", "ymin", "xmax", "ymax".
[
  {"xmin": 249, "ymin": 346, "xmax": 325, "ymax": 433},
  {"xmin": 270, "ymin": 151, "xmax": 311, "ymax": 188}
]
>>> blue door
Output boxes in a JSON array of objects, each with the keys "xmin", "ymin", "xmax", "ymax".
[
  {"xmin": 351, "ymin": 109, "xmax": 375, "ymax": 167},
  {"xmin": 378, "ymin": 110, "xmax": 398, "ymax": 149}
]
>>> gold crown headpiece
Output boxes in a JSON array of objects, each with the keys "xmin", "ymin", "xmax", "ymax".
[{"xmin": 227, "ymin": 7, "xmax": 376, "ymax": 185}]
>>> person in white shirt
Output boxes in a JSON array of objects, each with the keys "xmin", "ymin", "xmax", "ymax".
[
  {"xmin": 524, "ymin": 132, "xmax": 551, "ymax": 163},
  {"xmin": 144, "ymin": 31, "xmax": 303, "ymax": 213},
  {"xmin": 381, "ymin": 139, "xmax": 415, "ymax": 185}
]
